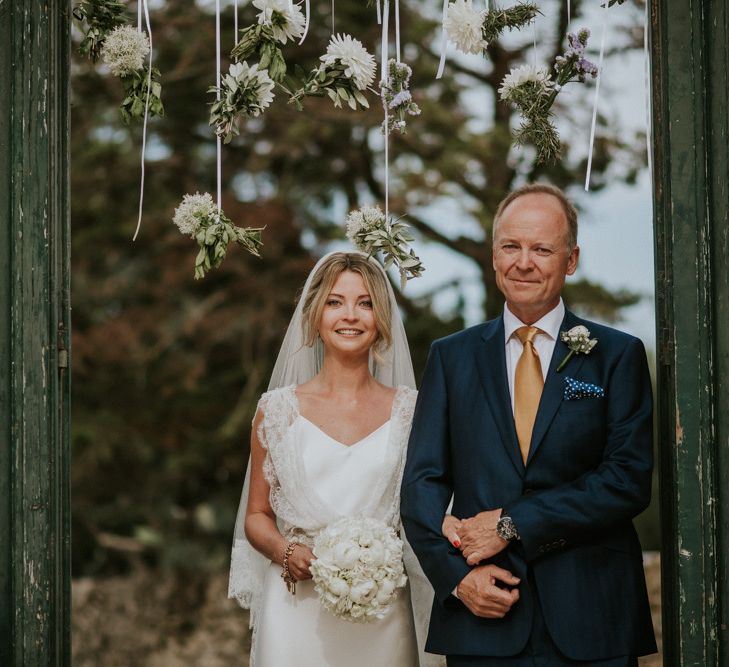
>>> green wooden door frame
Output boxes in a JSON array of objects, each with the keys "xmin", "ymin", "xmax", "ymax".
[
  {"xmin": 0, "ymin": 0, "xmax": 728, "ymax": 664},
  {"xmin": 651, "ymin": 0, "xmax": 729, "ymax": 664},
  {"xmin": 0, "ymin": 0, "xmax": 72, "ymax": 664}
]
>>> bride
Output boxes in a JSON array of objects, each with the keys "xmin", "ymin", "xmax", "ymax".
[{"xmin": 228, "ymin": 251, "xmax": 436, "ymax": 666}]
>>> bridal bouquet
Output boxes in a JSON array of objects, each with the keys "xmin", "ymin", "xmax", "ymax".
[{"xmin": 310, "ymin": 517, "xmax": 408, "ymax": 623}]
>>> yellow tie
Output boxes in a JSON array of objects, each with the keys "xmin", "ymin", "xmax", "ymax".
[{"xmin": 514, "ymin": 326, "xmax": 544, "ymax": 465}]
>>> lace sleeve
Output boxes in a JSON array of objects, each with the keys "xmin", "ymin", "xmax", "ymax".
[{"xmin": 227, "ymin": 388, "xmax": 295, "ymax": 620}]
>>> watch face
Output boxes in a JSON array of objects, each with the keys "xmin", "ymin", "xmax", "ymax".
[{"xmin": 498, "ymin": 517, "xmax": 517, "ymax": 541}]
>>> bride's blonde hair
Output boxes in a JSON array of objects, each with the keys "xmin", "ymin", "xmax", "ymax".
[{"xmin": 301, "ymin": 252, "xmax": 393, "ymax": 354}]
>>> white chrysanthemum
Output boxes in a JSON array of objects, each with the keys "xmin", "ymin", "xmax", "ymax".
[
  {"xmin": 345, "ymin": 205, "xmax": 386, "ymax": 243},
  {"xmin": 173, "ymin": 192, "xmax": 217, "ymax": 237},
  {"xmin": 253, "ymin": 0, "xmax": 306, "ymax": 43},
  {"xmin": 444, "ymin": 0, "xmax": 488, "ymax": 55},
  {"xmin": 229, "ymin": 61, "xmax": 275, "ymax": 115},
  {"xmin": 321, "ymin": 34, "xmax": 377, "ymax": 90},
  {"xmin": 498, "ymin": 64, "xmax": 552, "ymax": 100},
  {"xmin": 101, "ymin": 25, "xmax": 150, "ymax": 77}
]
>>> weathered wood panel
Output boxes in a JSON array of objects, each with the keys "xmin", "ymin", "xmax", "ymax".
[
  {"xmin": 0, "ymin": 0, "xmax": 71, "ymax": 664},
  {"xmin": 652, "ymin": 0, "xmax": 729, "ymax": 664}
]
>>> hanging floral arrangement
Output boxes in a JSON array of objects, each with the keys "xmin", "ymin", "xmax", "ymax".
[
  {"xmin": 73, "ymin": 0, "xmax": 163, "ymax": 124},
  {"xmin": 173, "ymin": 193, "xmax": 263, "ymax": 280},
  {"xmin": 499, "ymin": 29, "xmax": 598, "ymax": 163},
  {"xmin": 345, "ymin": 205, "xmax": 424, "ymax": 290}
]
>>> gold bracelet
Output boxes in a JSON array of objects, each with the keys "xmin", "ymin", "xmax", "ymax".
[{"xmin": 281, "ymin": 541, "xmax": 300, "ymax": 595}]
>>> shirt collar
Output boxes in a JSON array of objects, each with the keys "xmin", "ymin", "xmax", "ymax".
[{"xmin": 503, "ymin": 299, "xmax": 565, "ymax": 345}]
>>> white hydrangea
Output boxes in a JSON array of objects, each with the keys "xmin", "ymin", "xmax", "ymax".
[
  {"xmin": 345, "ymin": 205, "xmax": 386, "ymax": 244},
  {"xmin": 444, "ymin": 0, "xmax": 488, "ymax": 55},
  {"xmin": 498, "ymin": 64, "xmax": 553, "ymax": 100},
  {"xmin": 101, "ymin": 25, "xmax": 150, "ymax": 77},
  {"xmin": 310, "ymin": 517, "xmax": 407, "ymax": 623},
  {"xmin": 253, "ymin": 0, "xmax": 306, "ymax": 43},
  {"xmin": 321, "ymin": 34, "xmax": 377, "ymax": 90},
  {"xmin": 173, "ymin": 192, "xmax": 217, "ymax": 237}
]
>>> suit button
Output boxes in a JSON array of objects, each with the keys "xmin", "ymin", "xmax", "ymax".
[
  {"xmin": 523, "ymin": 488, "xmax": 533, "ymax": 495},
  {"xmin": 559, "ymin": 539, "xmax": 566, "ymax": 547},
  {"xmin": 537, "ymin": 546, "xmax": 545, "ymax": 554},
  {"xmin": 552, "ymin": 541, "xmax": 559, "ymax": 548}
]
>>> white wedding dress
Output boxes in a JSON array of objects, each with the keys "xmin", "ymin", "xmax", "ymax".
[{"xmin": 246, "ymin": 384, "xmax": 421, "ymax": 667}]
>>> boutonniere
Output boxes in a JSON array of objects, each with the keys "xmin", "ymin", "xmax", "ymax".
[{"xmin": 556, "ymin": 325, "xmax": 598, "ymax": 373}]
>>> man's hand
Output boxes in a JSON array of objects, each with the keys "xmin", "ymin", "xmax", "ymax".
[
  {"xmin": 459, "ymin": 509, "xmax": 509, "ymax": 565},
  {"xmin": 455, "ymin": 565, "xmax": 521, "ymax": 618}
]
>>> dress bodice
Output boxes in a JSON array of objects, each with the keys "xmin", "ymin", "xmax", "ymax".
[
  {"xmin": 257, "ymin": 385, "xmax": 417, "ymax": 543},
  {"xmin": 297, "ymin": 415, "xmax": 392, "ymax": 517}
]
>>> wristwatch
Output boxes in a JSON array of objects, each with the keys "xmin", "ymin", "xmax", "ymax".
[{"xmin": 496, "ymin": 515, "xmax": 519, "ymax": 542}]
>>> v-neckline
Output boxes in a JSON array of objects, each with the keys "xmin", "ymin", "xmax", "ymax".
[
  {"xmin": 298, "ymin": 415, "xmax": 391, "ymax": 449},
  {"xmin": 292, "ymin": 385, "xmax": 402, "ymax": 448}
]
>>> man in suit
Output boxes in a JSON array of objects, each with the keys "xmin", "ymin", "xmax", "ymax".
[{"xmin": 401, "ymin": 184, "xmax": 657, "ymax": 666}]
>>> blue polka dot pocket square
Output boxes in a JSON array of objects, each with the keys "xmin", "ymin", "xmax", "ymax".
[{"xmin": 563, "ymin": 376, "xmax": 605, "ymax": 401}]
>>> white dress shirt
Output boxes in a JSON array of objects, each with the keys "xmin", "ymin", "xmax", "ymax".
[{"xmin": 503, "ymin": 299, "xmax": 565, "ymax": 413}]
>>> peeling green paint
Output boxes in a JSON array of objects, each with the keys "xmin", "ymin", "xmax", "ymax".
[{"xmin": 0, "ymin": 0, "xmax": 71, "ymax": 664}]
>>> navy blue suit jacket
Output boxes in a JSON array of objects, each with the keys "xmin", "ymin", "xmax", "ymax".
[{"xmin": 400, "ymin": 310, "xmax": 657, "ymax": 660}]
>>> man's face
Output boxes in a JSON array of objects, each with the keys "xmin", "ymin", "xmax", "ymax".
[{"xmin": 492, "ymin": 192, "xmax": 579, "ymax": 323}]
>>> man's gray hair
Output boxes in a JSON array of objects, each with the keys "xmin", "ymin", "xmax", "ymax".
[{"xmin": 492, "ymin": 183, "xmax": 578, "ymax": 251}]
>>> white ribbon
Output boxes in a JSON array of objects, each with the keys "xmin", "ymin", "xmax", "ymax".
[
  {"xmin": 234, "ymin": 0, "xmax": 239, "ymax": 43},
  {"xmin": 331, "ymin": 0, "xmax": 335, "ymax": 33},
  {"xmin": 643, "ymin": 0, "xmax": 653, "ymax": 185},
  {"xmin": 299, "ymin": 0, "xmax": 310, "ymax": 44},
  {"xmin": 567, "ymin": 0, "xmax": 571, "ymax": 26},
  {"xmin": 381, "ymin": 0, "xmax": 390, "ymax": 219},
  {"xmin": 216, "ymin": 0, "xmax": 222, "ymax": 211},
  {"xmin": 376, "ymin": 0, "xmax": 381, "ymax": 24},
  {"xmin": 436, "ymin": 0, "xmax": 449, "ymax": 79},
  {"xmin": 132, "ymin": 0, "xmax": 153, "ymax": 241},
  {"xmin": 394, "ymin": 0, "xmax": 401, "ymax": 63},
  {"xmin": 584, "ymin": 0, "xmax": 609, "ymax": 191}
]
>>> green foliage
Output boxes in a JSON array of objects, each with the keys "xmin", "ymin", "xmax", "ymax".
[
  {"xmin": 290, "ymin": 64, "xmax": 371, "ymax": 111},
  {"xmin": 73, "ymin": 0, "xmax": 127, "ymax": 60},
  {"xmin": 193, "ymin": 214, "xmax": 263, "ymax": 279},
  {"xmin": 481, "ymin": 3, "xmax": 541, "ymax": 44},
  {"xmin": 119, "ymin": 66, "xmax": 164, "ymax": 124},
  {"xmin": 231, "ymin": 23, "xmax": 287, "ymax": 82}
]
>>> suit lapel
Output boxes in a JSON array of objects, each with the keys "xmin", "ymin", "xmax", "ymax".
[
  {"xmin": 527, "ymin": 309, "xmax": 587, "ymax": 464},
  {"xmin": 474, "ymin": 318, "xmax": 524, "ymax": 477}
]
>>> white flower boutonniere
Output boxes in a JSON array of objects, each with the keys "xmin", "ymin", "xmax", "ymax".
[{"xmin": 556, "ymin": 325, "xmax": 598, "ymax": 373}]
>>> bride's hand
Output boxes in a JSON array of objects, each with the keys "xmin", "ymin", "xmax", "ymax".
[
  {"xmin": 288, "ymin": 543, "xmax": 316, "ymax": 581},
  {"xmin": 442, "ymin": 514, "xmax": 463, "ymax": 548}
]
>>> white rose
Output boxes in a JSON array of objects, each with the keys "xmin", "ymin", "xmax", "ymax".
[
  {"xmin": 368, "ymin": 540, "xmax": 386, "ymax": 566},
  {"xmin": 569, "ymin": 325, "xmax": 590, "ymax": 338},
  {"xmin": 328, "ymin": 578, "xmax": 351, "ymax": 597},
  {"xmin": 375, "ymin": 578, "xmax": 396, "ymax": 603},
  {"xmin": 333, "ymin": 542, "xmax": 361, "ymax": 569},
  {"xmin": 349, "ymin": 580, "xmax": 377, "ymax": 603}
]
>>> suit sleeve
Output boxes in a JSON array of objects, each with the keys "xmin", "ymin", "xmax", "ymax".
[
  {"xmin": 506, "ymin": 337, "xmax": 654, "ymax": 561},
  {"xmin": 400, "ymin": 343, "xmax": 472, "ymax": 603}
]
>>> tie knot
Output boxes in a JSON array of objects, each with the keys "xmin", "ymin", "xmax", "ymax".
[{"xmin": 515, "ymin": 325, "xmax": 541, "ymax": 345}]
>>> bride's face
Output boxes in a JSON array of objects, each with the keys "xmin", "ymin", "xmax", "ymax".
[{"xmin": 318, "ymin": 270, "xmax": 378, "ymax": 358}]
